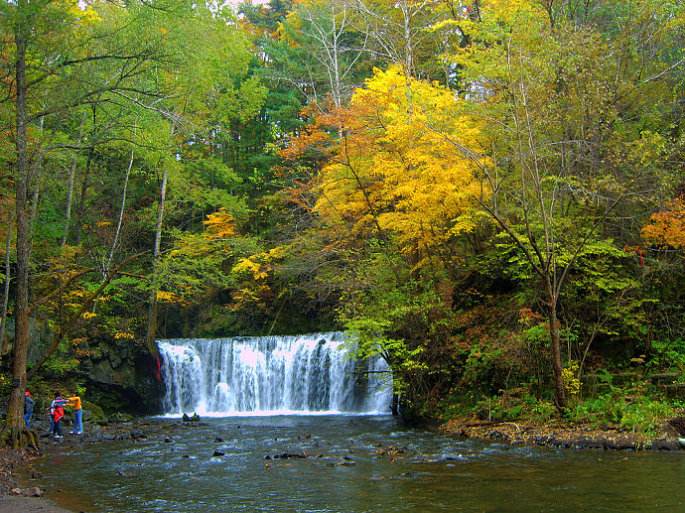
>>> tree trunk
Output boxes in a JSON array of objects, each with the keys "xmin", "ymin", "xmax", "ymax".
[
  {"xmin": 546, "ymin": 281, "xmax": 566, "ymax": 410},
  {"xmin": 6, "ymin": 23, "xmax": 38, "ymax": 449},
  {"xmin": 62, "ymin": 114, "xmax": 86, "ymax": 246},
  {"xmin": 61, "ymin": 157, "xmax": 77, "ymax": 246},
  {"xmin": 145, "ymin": 166, "xmax": 168, "ymax": 379},
  {"xmin": 74, "ymin": 146, "xmax": 94, "ymax": 245},
  {"xmin": 105, "ymin": 149, "xmax": 133, "ymax": 277},
  {"xmin": 29, "ymin": 169, "xmax": 41, "ymax": 239},
  {"xmin": 391, "ymin": 393, "xmax": 400, "ymax": 416},
  {"xmin": 0, "ymin": 218, "xmax": 12, "ymax": 356}
]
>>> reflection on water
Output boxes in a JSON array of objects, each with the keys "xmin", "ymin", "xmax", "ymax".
[{"xmin": 35, "ymin": 416, "xmax": 685, "ymax": 513}]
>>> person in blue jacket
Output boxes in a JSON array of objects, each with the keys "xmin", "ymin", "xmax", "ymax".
[{"xmin": 23, "ymin": 389, "xmax": 35, "ymax": 428}]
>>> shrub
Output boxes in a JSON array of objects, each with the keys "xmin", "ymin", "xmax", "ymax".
[{"xmin": 568, "ymin": 392, "xmax": 674, "ymax": 436}]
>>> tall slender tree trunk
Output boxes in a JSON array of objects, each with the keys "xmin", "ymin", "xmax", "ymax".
[
  {"xmin": 546, "ymin": 278, "xmax": 566, "ymax": 409},
  {"xmin": 0, "ymin": 218, "xmax": 12, "ymax": 356},
  {"xmin": 74, "ymin": 146, "xmax": 94, "ymax": 245},
  {"xmin": 74, "ymin": 107, "xmax": 97, "ymax": 245},
  {"xmin": 61, "ymin": 156, "xmax": 77, "ymax": 246},
  {"xmin": 6, "ymin": 21, "xmax": 38, "ymax": 448},
  {"xmin": 61, "ymin": 115, "xmax": 86, "ymax": 247},
  {"xmin": 29, "ymin": 170, "xmax": 41, "ymax": 238},
  {"xmin": 105, "ymin": 149, "xmax": 133, "ymax": 277},
  {"xmin": 400, "ymin": 0, "xmax": 415, "ymax": 113},
  {"xmin": 145, "ymin": 166, "xmax": 169, "ymax": 380}
]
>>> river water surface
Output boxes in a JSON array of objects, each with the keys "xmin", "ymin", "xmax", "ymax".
[{"xmin": 35, "ymin": 415, "xmax": 685, "ymax": 513}]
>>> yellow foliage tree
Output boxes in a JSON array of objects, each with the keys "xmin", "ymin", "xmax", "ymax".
[
  {"xmin": 314, "ymin": 65, "xmax": 489, "ymax": 269},
  {"xmin": 202, "ymin": 208, "xmax": 237, "ymax": 239}
]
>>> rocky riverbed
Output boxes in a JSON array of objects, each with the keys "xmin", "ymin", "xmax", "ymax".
[
  {"xmin": 24, "ymin": 415, "xmax": 685, "ymax": 513},
  {"xmin": 2, "ymin": 413, "xmax": 685, "ymax": 513}
]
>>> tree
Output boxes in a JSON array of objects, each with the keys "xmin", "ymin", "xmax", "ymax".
[
  {"xmin": 281, "ymin": 0, "xmax": 370, "ymax": 108},
  {"xmin": 642, "ymin": 196, "xmax": 685, "ymax": 253},
  {"xmin": 311, "ymin": 65, "xmax": 487, "ymax": 270},
  {"xmin": 442, "ymin": 0, "xmax": 685, "ymax": 408},
  {"xmin": 0, "ymin": 0, "xmax": 174, "ymax": 446}
]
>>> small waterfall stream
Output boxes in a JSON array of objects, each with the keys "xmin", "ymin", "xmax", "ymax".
[{"xmin": 158, "ymin": 332, "xmax": 392, "ymax": 416}]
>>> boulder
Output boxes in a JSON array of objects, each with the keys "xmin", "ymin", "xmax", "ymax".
[
  {"xmin": 129, "ymin": 429, "xmax": 146, "ymax": 440},
  {"xmin": 651, "ymin": 439, "xmax": 680, "ymax": 451}
]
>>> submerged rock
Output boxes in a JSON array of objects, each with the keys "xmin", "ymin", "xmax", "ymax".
[
  {"xmin": 8, "ymin": 487, "xmax": 40, "ymax": 497},
  {"xmin": 271, "ymin": 453, "xmax": 307, "ymax": 460},
  {"xmin": 129, "ymin": 429, "xmax": 146, "ymax": 440},
  {"xmin": 336, "ymin": 459, "xmax": 356, "ymax": 466}
]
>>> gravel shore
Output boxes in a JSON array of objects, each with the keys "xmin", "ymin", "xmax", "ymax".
[
  {"xmin": 0, "ymin": 446, "xmax": 80, "ymax": 513},
  {"xmin": 0, "ymin": 496, "xmax": 76, "ymax": 513}
]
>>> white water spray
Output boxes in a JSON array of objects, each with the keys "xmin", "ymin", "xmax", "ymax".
[{"xmin": 158, "ymin": 333, "xmax": 392, "ymax": 416}]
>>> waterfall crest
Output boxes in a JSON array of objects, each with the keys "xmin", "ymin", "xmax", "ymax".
[{"xmin": 158, "ymin": 332, "xmax": 392, "ymax": 416}]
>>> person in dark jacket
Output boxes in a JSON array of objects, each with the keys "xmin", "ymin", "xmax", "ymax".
[{"xmin": 23, "ymin": 389, "xmax": 35, "ymax": 428}]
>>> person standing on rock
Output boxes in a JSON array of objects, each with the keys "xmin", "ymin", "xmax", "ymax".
[
  {"xmin": 67, "ymin": 394, "xmax": 83, "ymax": 435},
  {"xmin": 23, "ymin": 389, "xmax": 35, "ymax": 428},
  {"xmin": 50, "ymin": 392, "xmax": 68, "ymax": 439}
]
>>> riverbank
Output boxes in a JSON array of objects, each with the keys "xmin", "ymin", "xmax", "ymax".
[
  {"xmin": 441, "ymin": 416, "xmax": 685, "ymax": 450},
  {"xmin": 0, "ymin": 496, "xmax": 75, "ymax": 513},
  {"xmin": 0, "ymin": 417, "xmax": 165, "ymax": 513},
  {"xmin": 0, "ymin": 448, "xmax": 76, "ymax": 513}
]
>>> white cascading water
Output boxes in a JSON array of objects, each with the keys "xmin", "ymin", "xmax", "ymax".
[{"xmin": 158, "ymin": 333, "xmax": 392, "ymax": 416}]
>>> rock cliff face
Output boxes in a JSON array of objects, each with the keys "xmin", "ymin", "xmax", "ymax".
[
  {"xmin": 16, "ymin": 319, "xmax": 164, "ymax": 416},
  {"xmin": 81, "ymin": 342, "xmax": 164, "ymax": 415}
]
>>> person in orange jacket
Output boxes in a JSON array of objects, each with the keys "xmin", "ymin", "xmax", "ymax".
[{"xmin": 67, "ymin": 394, "xmax": 83, "ymax": 435}]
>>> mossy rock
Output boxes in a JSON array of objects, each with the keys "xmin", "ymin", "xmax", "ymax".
[
  {"xmin": 83, "ymin": 401, "xmax": 107, "ymax": 425},
  {"xmin": 109, "ymin": 412, "xmax": 134, "ymax": 423}
]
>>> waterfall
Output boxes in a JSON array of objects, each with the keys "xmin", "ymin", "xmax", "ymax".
[{"xmin": 158, "ymin": 332, "xmax": 392, "ymax": 416}]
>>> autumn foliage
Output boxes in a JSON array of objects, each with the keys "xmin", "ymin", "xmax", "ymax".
[{"xmin": 642, "ymin": 197, "xmax": 685, "ymax": 251}]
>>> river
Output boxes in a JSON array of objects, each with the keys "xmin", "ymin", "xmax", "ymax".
[{"xmin": 34, "ymin": 415, "xmax": 685, "ymax": 513}]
